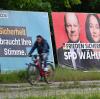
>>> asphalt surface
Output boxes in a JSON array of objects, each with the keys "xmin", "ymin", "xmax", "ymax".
[
  {"xmin": 0, "ymin": 81, "xmax": 100, "ymax": 99},
  {"xmin": 0, "ymin": 87, "xmax": 100, "ymax": 99}
]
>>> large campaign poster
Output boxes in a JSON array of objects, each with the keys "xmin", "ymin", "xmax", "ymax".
[
  {"xmin": 52, "ymin": 12, "xmax": 100, "ymax": 70},
  {"xmin": 0, "ymin": 10, "xmax": 54, "ymax": 72}
]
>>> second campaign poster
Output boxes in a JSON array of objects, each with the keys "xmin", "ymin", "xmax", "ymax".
[{"xmin": 52, "ymin": 12, "xmax": 100, "ymax": 70}]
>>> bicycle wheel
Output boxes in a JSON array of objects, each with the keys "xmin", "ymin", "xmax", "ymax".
[
  {"xmin": 27, "ymin": 64, "xmax": 39, "ymax": 85},
  {"xmin": 44, "ymin": 63, "xmax": 54, "ymax": 83}
]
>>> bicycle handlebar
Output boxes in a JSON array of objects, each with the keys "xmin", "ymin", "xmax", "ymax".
[{"xmin": 29, "ymin": 54, "xmax": 54, "ymax": 63}]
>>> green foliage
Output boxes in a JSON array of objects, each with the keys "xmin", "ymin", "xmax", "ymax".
[
  {"xmin": 0, "ymin": 0, "xmax": 100, "ymax": 12},
  {"xmin": 89, "ymin": 0, "xmax": 100, "ymax": 10},
  {"xmin": 7, "ymin": 0, "xmax": 51, "ymax": 12},
  {"xmin": 1, "ymin": 0, "xmax": 82, "ymax": 11},
  {"xmin": 15, "ymin": 92, "xmax": 100, "ymax": 99},
  {"xmin": 0, "ymin": 70, "xmax": 27, "ymax": 83},
  {"xmin": 52, "ymin": 67, "xmax": 100, "ymax": 82},
  {"xmin": 64, "ymin": 0, "xmax": 71, "ymax": 8},
  {"xmin": 1, "ymin": 67, "xmax": 100, "ymax": 83},
  {"xmin": 64, "ymin": 0, "xmax": 81, "ymax": 8}
]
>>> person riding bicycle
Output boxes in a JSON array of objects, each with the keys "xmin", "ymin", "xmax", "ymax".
[{"xmin": 28, "ymin": 35, "xmax": 50, "ymax": 71}]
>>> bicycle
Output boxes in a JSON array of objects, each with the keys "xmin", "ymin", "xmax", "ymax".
[{"xmin": 26, "ymin": 55, "xmax": 54, "ymax": 85}]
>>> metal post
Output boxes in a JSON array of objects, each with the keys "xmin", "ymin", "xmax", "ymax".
[{"xmin": 0, "ymin": 64, "xmax": 1, "ymax": 74}]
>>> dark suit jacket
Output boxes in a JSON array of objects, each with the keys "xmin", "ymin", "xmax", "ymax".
[
  {"xmin": 58, "ymin": 47, "xmax": 85, "ymax": 69},
  {"xmin": 82, "ymin": 49, "xmax": 100, "ymax": 70},
  {"xmin": 58, "ymin": 47, "xmax": 100, "ymax": 70}
]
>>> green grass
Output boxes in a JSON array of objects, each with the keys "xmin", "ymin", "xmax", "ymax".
[
  {"xmin": 0, "ymin": 70, "xmax": 27, "ymax": 83},
  {"xmin": 15, "ymin": 93, "xmax": 100, "ymax": 99},
  {"xmin": 1, "ymin": 66, "xmax": 100, "ymax": 83},
  {"xmin": 52, "ymin": 67, "xmax": 100, "ymax": 82}
]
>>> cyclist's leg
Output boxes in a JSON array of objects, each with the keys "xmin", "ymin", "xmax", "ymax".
[
  {"xmin": 38, "ymin": 55, "xmax": 45, "ymax": 79},
  {"xmin": 42, "ymin": 53, "xmax": 48, "ymax": 69}
]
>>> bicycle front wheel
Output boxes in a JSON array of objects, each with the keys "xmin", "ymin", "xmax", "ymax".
[{"xmin": 27, "ymin": 64, "xmax": 39, "ymax": 85}]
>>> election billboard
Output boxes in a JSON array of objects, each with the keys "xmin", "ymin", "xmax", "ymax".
[
  {"xmin": 52, "ymin": 12, "xmax": 100, "ymax": 70},
  {"xmin": 0, "ymin": 10, "xmax": 54, "ymax": 72}
]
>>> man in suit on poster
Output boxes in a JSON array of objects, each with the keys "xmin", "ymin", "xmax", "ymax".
[{"xmin": 58, "ymin": 13, "xmax": 85, "ymax": 70}]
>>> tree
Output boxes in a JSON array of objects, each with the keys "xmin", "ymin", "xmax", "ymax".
[
  {"xmin": 0, "ymin": 0, "xmax": 9, "ymax": 9},
  {"xmin": 6, "ymin": 0, "xmax": 82, "ymax": 11},
  {"xmin": 42, "ymin": 0, "xmax": 81, "ymax": 11},
  {"xmin": 64, "ymin": 0, "xmax": 81, "ymax": 8},
  {"xmin": 89, "ymin": 0, "xmax": 100, "ymax": 12},
  {"xmin": 80, "ymin": 0, "xmax": 100, "ymax": 13},
  {"xmin": 7, "ymin": 0, "xmax": 51, "ymax": 12},
  {"xmin": 0, "ymin": 0, "xmax": 100, "ymax": 13}
]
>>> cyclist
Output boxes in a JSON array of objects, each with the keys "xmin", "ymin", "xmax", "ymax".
[{"xmin": 28, "ymin": 35, "xmax": 50, "ymax": 71}]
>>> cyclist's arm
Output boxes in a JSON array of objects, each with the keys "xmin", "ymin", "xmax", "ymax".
[
  {"xmin": 43, "ymin": 41, "xmax": 50, "ymax": 52},
  {"xmin": 28, "ymin": 42, "xmax": 37, "ymax": 56}
]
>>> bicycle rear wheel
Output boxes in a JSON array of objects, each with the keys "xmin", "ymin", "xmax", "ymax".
[
  {"xmin": 27, "ymin": 64, "xmax": 39, "ymax": 85},
  {"xmin": 44, "ymin": 63, "xmax": 54, "ymax": 84}
]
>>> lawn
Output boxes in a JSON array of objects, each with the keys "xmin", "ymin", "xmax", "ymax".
[
  {"xmin": 16, "ymin": 92, "xmax": 100, "ymax": 99},
  {"xmin": 0, "ymin": 70, "xmax": 27, "ymax": 83},
  {"xmin": 0, "ymin": 66, "xmax": 100, "ymax": 83},
  {"xmin": 52, "ymin": 67, "xmax": 100, "ymax": 82}
]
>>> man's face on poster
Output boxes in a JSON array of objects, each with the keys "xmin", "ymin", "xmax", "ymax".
[
  {"xmin": 89, "ymin": 15, "xmax": 100, "ymax": 43},
  {"xmin": 65, "ymin": 13, "xmax": 80, "ymax": 43}
]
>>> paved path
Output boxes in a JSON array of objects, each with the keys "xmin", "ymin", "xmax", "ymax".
[
  {"xmin": 0, "ymin": 88, "xmax": 100, "ymax": 99},
  {"xmin": 0, "ymin": 81, "xmax": 100, "ymax": 99}
]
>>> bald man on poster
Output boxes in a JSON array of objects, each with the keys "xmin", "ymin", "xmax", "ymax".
[{"xmin": 58, "ymin": 13, "xmax": 85, "ymax": 70}]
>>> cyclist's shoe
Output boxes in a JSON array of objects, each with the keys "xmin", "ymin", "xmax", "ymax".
[
  {"xmin": 40, "ymin": 77, "xmax": 44, "ymax": 81},
  {"xmin": 44, "ymin": 67, "xmax": 49, "ymax": 72}
]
